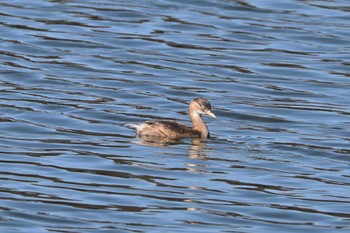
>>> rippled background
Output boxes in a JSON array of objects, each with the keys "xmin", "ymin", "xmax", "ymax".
[{"xmin": 1, "ymin": 0, "xmax": 350, "ymax": 232}]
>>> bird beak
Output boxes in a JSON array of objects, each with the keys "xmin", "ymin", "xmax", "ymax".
[{"xmin": 205, "ymin": 110, "xmax": 216, "ymax": 118}]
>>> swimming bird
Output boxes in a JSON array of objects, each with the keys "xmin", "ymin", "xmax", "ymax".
[{"xmin": 125, "ymin": 98, "xmax": 216, "ymax": 139}]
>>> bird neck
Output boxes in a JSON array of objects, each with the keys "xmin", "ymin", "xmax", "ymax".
[{"xmin": 189, "ymin": 111, "xmax": 208, "ymax": 139}]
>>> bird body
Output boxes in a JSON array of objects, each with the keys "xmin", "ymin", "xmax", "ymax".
[{"xmin": 126, "ymin": 98, "xmax": 215, "ymax": 139}]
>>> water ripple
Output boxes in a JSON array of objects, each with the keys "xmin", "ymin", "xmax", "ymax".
[{"xmin": 1, "ymin": 0, "xmax": 350, "ymax": 232}]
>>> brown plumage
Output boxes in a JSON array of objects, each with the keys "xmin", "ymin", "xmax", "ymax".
[{"xmin": 125, "ymin": 98, "xmax": 216, "ymax": 139}]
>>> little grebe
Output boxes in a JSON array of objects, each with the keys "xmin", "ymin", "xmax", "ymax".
[{"xmin": 125, "ymin": 98, "xmax": 216, "ymax": 139}]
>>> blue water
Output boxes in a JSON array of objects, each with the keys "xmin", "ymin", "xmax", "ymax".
[{"xmin": 0, "ymin": 0, "xmax": 349, "ymax": 232}]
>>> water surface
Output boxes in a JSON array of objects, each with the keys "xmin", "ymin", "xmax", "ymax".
[{"xmin": 0, "ymin": 0, "xmax": 350, "ymax": 232}]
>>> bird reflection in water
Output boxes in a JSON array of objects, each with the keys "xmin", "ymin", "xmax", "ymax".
[{"xmin": 133, "ymin": 135, "xmax": 210, "ymax": 159}]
